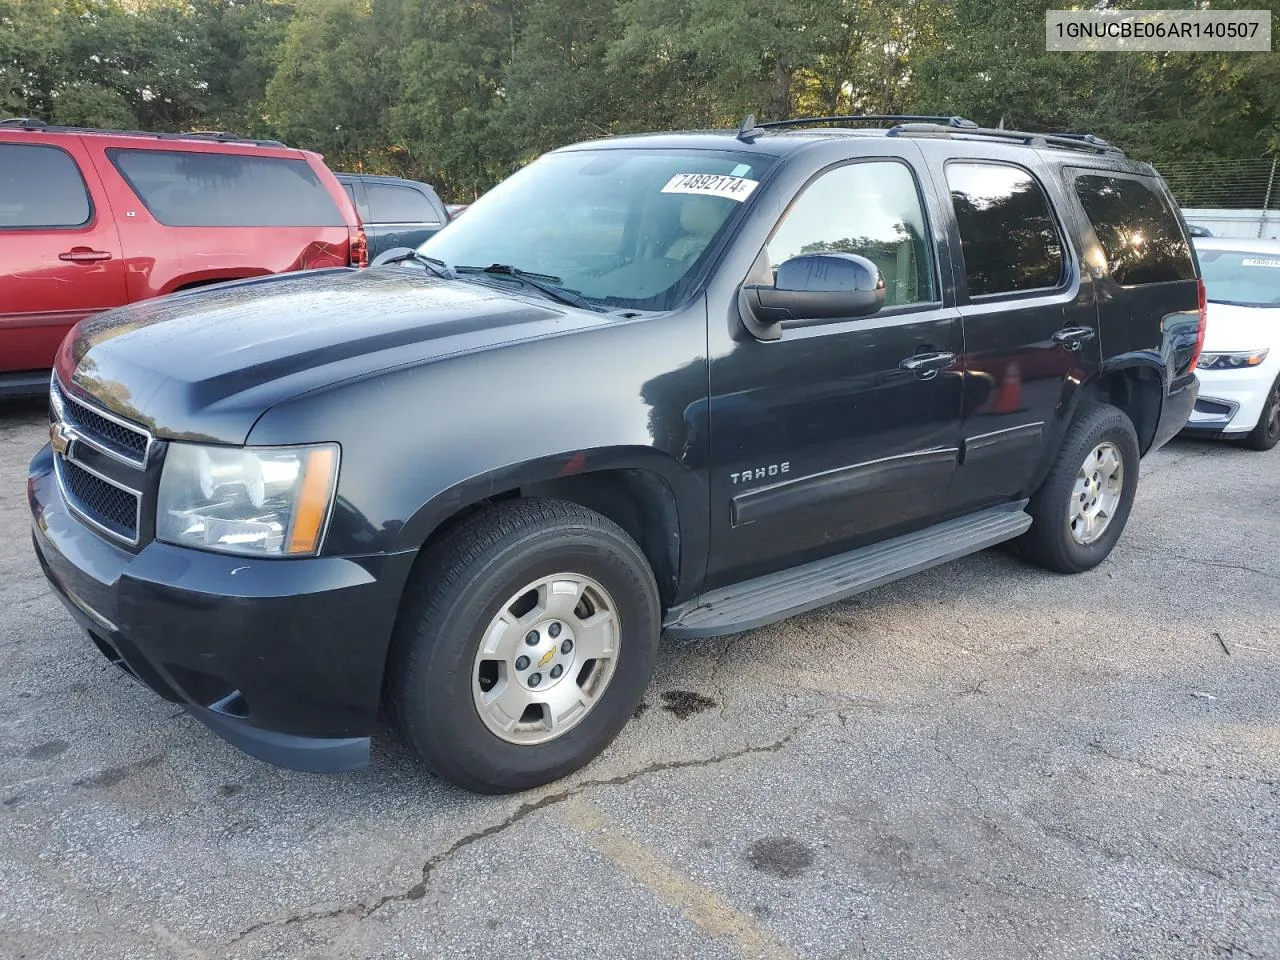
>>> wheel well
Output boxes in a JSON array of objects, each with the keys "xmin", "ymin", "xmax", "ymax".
[
  {"xmin": 419, "ymin": 469, "xmax": 681, "ymax": 609},
  {"xmin": 1084, "ymin": 367, "xmax": 1163, "ymax": 453},
  {"xmin": 173, "ymin": 277, "xmax": 244, "ymax": 292}
]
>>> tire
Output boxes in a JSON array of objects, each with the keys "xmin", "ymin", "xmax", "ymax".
[
  {"xmin": 388, "ymin": 498, "xmax": 660, "ymax": 793},
  {"xmin": 1017, "ymin": 402, "xmax": 1141, "ymax": 574},
  {"xmin": 1243, "ymin": 373, "xmax": 1280, "ymax": 451}
]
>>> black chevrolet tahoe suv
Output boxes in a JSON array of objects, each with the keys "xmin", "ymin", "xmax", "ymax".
[{"xmin": 29, "ymin": 115, "xmax": 1203, "ymax": 793}]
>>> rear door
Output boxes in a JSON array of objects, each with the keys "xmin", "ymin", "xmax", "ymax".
[
  {"xmin": 363, "ymin": 180, "xmax": 447, "ymax": 256},
  {"xmin": 0, "ymin": 137, "xmax": 126, "ymax": 375},
  {"xmin": 89, "ymin": 145, "xmax": 352, "ymax": 300},
  {"xmin": 917, "ymin": 142, "xmax": 1102, "ymax": 509},
  {"xmin": 1067, "ymin": 169, "xmax": 1201, "ymax": 385}
]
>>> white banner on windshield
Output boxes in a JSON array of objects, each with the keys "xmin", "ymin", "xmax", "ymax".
[{"xmin": 661, "ymin": 173, "xmax": 760, "ymax": 202}]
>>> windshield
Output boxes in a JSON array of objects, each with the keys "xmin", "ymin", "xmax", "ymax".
[
  {"xmin": 418, "ymin": 148, "xmax": 776, "ymax": 311},
  {"xmin": 1197, "ymin": 247, "xmax": 1280, "ymax": 307}
]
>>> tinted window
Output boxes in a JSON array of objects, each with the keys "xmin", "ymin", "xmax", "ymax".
[
  {"xmin": 766, "ymin": 161, "xmax": 935, "ymax": 306},
  {"xmin": 1075, "ymin": 174, "xmax": 1195, "ymax": 286},
  {"xmin": 366, "ymin": 183, "xmax": 440, "ymax": 223},
  {"xmin": 1196, "ymin": 246, "xmax": 1280, "ymax": 307},
  {"xmin": 341, "ymin": 181, "xmax": 357, "ymax": 205},
  {"xmin": 947, "ymin": 163, "xmax": 1064, "ymax": 297},
  {"xmin": 109, "ymin": 149, "xmax": 344, "ymax": 227},
  {"xmin": 0, "ymin": 144, "xmax": 91, "ymax": 228}
]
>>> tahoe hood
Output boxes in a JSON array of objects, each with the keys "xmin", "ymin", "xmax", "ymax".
[{"xmin": 58, "ymin": 268, "xmax": 609, "ymax": 444}]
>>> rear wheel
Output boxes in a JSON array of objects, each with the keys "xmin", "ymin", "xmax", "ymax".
[
  {"xmin": 389, "ymin": 498, "xmax": 660, "ymax": 793},
  {"xmin": 1244, "ymin": 374, "xmax": 1280, "ymax": 451},
  {"xmin": 1018, "ymin": 402, "xmax": 1140, "ymax": 574}
]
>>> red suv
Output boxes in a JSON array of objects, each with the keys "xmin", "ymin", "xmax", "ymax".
[{"xmin": 0, "ymin": 119, "xmax": 366, "ymax": 395}]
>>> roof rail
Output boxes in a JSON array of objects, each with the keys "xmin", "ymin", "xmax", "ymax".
[
  {"xmin": 744, "ymin": 114, "xmax": 978, "ymax": 135},
  {"xmin": 887, "ymin": 122, "xmax": 1125, "ymax": 157},
  {"xmin": 181, "ymin": 130, "xmax": 287, "ymax": 146},
  {"xmin": 0, "ymin": 120, "xmax": 287, "ymax": 148}
]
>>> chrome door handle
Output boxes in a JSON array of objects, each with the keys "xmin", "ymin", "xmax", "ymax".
[
  {"xmin": 1052, "ymin": 326, "xmax": 1096, "ymax": 350},
  {"xmin": 59, "ymin": 249, "xmax": 113, "ymax": 263},
  {"xmin": 900, "ymin": 351, "xmax": 957, "ymax": 379}
]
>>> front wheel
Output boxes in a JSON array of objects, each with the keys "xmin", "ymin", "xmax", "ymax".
[
  {"xmin": 389, "ymin": 499, "xmax": 660, "ymax": 793},
  {"xmin": 1244, "ymin": 373, "xmax": 1280, "ymax": 451},
  {"xmin": 1018, "ymin": 402, "xmax": 1141, "ymax": 574}
]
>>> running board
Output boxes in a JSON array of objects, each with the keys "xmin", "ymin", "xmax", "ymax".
[{"xmin": 663, "ymin": 501, "xmax": 1032, "ymax": 638}]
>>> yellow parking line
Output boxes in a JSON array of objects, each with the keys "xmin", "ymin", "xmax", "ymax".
[{"xmin": 562, "ymin": 797, "xmax": 802, "ymax": 960}]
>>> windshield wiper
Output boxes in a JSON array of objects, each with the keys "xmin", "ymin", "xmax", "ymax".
[
  {"xmin": 374, "ymin": 249, "xmax": 455, "ymax": 278},
  {"xmin": 454, "ymin": 263, "xmax": 601, "ymax": 312}
]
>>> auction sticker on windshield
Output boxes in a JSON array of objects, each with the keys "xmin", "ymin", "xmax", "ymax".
[
  {"xmin": 661, "ymin": 173, "xmax": 759, "ymax": 201},
  {"xmin": 1242, "ymin": 258, "xmax": 1280, "ymax": 268}
]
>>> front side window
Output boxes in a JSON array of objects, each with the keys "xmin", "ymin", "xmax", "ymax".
[
  {"xmin": 766, "ymin": 160, "xmax": 936, "ymax": 307},
  {"xmin": 109, "ymin": 149, "xmax": 345, "ymax": 228},
  {"xmin": 1074, "ymin": 174, "xmax": 1196, "ymax": 286},
  {"xmin": 420, "ymin": 148, "xmax": 776, "ymax": 311},
  {"xmin": 947, "ymin": 162, "xmax": 1064, "ymax": 297},
  {"xmin": 0, "ymin": 144, "xmax": 92, "ymax": 228}
]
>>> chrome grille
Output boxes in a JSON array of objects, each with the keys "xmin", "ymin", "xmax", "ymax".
[
  {"xmin": 50, "ymin": 376, "xmax": 153, "ymax": 547},
  {"xmin": 56, "ymin": 457, "xmax": 140, "ymax": 543},
  {"xmin": 52, "ymin": 380, "xmax": 151, "ymax": 467}
]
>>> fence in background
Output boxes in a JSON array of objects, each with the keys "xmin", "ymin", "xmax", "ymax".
[
  {"xmin": 1179, "ymin": 207, "xmax": 1280, "ymax": 239},
  {"xmin": 1158, "ymin": 156, "xmax": 1280, "ymax": 239}
]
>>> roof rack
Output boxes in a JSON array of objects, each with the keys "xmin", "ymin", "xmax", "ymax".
[
  {"xmin": 0, "ymin": 118, "xmax": 286, "ymax": 148},
  {"xmin": 737, "ymin": 113, "xmax": 976, "ymax": 142},
  {"xmin": 887, "ymin": 122, "xmax": 1125, "ymax": 157}
]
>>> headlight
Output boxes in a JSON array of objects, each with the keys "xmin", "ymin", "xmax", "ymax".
[
  {"xmin": 1198, "ymin": 350, "xmax": 1269, "ymax": 370},
  {"xmin": 157, "ymin": 443, "xmax": 339, "ymax": 557}
]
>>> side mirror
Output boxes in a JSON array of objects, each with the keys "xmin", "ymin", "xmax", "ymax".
[{"xmin": 739, "ymin": 253, "xmax": 886, "ymax": 340}]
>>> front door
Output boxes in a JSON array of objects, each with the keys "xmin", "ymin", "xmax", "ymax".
[
  {"xmin": 0, "ymin": 138, "xmax": 126, "ymax": 374},
  {"xmin": 706, "ymin": 155, "xmax": 964, "ymax": 588},
  {"xmin": 918, "ymin": 146, "xmax": 1102, "ymax": 508}
]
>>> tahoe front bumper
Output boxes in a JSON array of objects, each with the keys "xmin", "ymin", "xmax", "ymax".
[{"xmin": 28, "ymin": 444, "xmax": 416, "ymax": 773}]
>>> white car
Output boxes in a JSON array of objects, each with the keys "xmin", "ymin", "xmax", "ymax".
[{"xmin": 1182, "ymin": 237, "xmax": 1280, "ymax": 450}]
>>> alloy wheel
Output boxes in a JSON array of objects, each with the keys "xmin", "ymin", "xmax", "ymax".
[
  {"xmin": 1068, "ymin": 441, "xmax": 1124, "ymax": 545},
  {"xmin": 471, "ymin": 573, "xmax": 620, "ymax": 745}
]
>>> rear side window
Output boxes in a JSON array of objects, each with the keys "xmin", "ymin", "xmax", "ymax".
[
  {"xmin": 366, "ymin": 183, "xmax": 441, "ymax": 224},
  {"xmin": 0, "ymin": 144, "xmax": 91, "ymax": 228},
  {"xmin": 946, "ymin": 162, "xmax": 1064, "ymax": 297},
  {"xmin": 109, "ymin": 149, "xmax": 344, "ymax": 227},
  {"xmin": 1074, "ymin": 174, "xmax": 1196, "ymax": 286}
]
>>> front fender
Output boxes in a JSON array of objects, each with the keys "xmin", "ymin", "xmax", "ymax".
[
  {"xmin": 398, "ymin": 444, "xmax": 701, "ymax": 550},
  {"xmin": 246, "ymin": 306, "xmax": 712, "ymax": 586}
]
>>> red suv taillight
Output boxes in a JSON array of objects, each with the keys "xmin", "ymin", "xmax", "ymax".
[
  {"xmin": 349, "ymin": 227, "xmax": 369, "ymax": 268},
  {"xmin": 1188, "ymin": 277, "xmax": 1207, "ymax": 371}
]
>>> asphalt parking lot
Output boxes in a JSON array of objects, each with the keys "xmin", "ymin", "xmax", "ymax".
[{"xmin": 0, "ymin": 397, "xmax": 1276, "ymax": 960}]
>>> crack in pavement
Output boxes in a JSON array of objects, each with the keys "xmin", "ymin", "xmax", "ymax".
[
  {"xmin": 222, "ymin": 707, "xmax": 842, "ymax": 950},
  {"xmin": 1087, "ymin": 741, "xmax": 1280, "ymax": 788},
  {"xmin": 1125, "ymin": 547, "xmax": 1280, "ymax": 582}
]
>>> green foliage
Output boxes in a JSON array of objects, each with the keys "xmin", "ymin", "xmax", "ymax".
[{"xmin": 2, "ymin": 0, "xmax": 1277, "ymax": 199}]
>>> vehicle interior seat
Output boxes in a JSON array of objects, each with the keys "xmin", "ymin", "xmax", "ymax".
[{"xmin": 664, "ymin": 195, "xmax": 728, "ymax": 262}]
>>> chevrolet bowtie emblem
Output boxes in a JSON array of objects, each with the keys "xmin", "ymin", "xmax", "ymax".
[{"xmin": 49, "ymin": 420, "xmax": 73, "ymax": 457}]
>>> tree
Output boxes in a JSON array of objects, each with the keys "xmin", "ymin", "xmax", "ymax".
[{"xmin": 265, "ymin": 0, "xmax": 392, "ymax": 168}]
